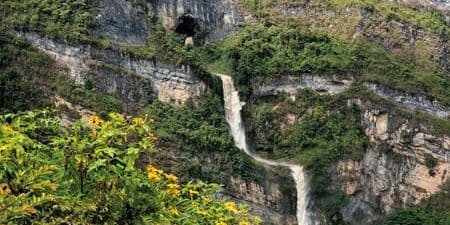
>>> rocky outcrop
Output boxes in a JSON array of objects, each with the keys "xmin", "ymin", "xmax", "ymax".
[
  {"xmin": 148, "ymin": 0, "xmax": 243, "ymax": 40},
  {"xmin": 91, "ymin": 48, "xmax": 206, "ymax": 105},
  {"xmin": 253, "ymin": 75, "xmax": 353, "ymax": 97},
  {"xmin": 331, "ymin": 99, "xmax": 450, "ymax": 224},
  {"xmin": 18, "ymin": 32, "xmax": 206, "ymax": 106},
  {"xmin": 94, "ymin": 0, "xmax": 149, "ymax": 45},
  {"xmin": 365, "ymin": 83, "xmax": 450, "ymax": 118},
  {"xmin": 93, "ymin": 0, "xmax": 244, "ymax": 44},
  {"xmin": 18, "ymin": 32, "xmax": 90, "ymax": 84},
  {"xmin": 225, "ymin": 169, "xmax": 298, "ymax": 225},
  {"xmin": 252, "ymin": 73, "xmax": 449, "ymax": 119}
]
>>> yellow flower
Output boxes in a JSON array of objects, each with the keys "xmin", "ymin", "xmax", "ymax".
[
  {"xmin": 224, "ymin": 201, "xmax": 238, "ymax": 214},
  {"xmin": 167, "ymin": 183, "xmax": 180, "ymax": 197},
  {"xmin": 188, "ymin": 189, "xmax": 199, "ymax": 197},
  {"xmin": 133, "ymin": 117, "xmax": 144, "ymax": 126},
  {"xmin": 88, "ymin": 115, "xmax": 103, "ymax": 126},
  {"xmin": 196, "ymin": 210, "xmax": 208, "ymax": 216},
  {"xmin": 164, "ymin": 173, "xmax": 178, "ymax": 183},
  {"xmin": 202, "ymin": 197, "xmax": 212, "ymax": 204},
  {"xmin": 168, "ymin": 188, "xmax": 180, "ymax": 197},
  {"xmin": 147, "ymin": 165, "xmax": 163, "ymax": 174},
  {"xmin": 0, "ymin": 183, "xmax": 11, "ymax": 196},
  {"xmin": 169, "ymin": 207, "xmax": 179, "ymax": 216},
  {"xmin": 0, "ymin": 145, "xmax": 8, "ymax": 151},
  {"xmin": 148, "ymin": 132, "xmax": 158, "ymax": 141},
  {"xmin": 216, "ymin": 221, "xmax": 227, "ymax": 225},
  {"xmin": 2, "ymin": 125, "xmax": 13, "ymax": 132},
  {"xmin": 253, "ymin": 216, "xmax": 262, "ymax": 224},
  {"xmin": 147, "ymin": 171, "xmax": 160, "ymax": 182},
  {"xmin": 167, "ymin": 183, "xmax": 179, "ymax": 189},
  {"xmin": 239, "ymin": 221, "xmax": 250, "ymax": 225}
]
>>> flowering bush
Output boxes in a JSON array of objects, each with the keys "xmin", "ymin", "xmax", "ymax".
[{"xmin": 0, "ymin": 110, "xmax": 260, "ymax": 225}]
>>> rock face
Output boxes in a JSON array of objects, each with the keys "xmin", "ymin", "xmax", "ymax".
[
  {"xmin": 253, "ymin": 75, "xmax": 353, "ymax": 97},
  {"xmin": 94, "ymin": 0, "xmax": 243, "ymax": 44},
  {"xmin": 225, "ymin": 169, "xmax": 298, "ymax": 225},
  {"xmin": 91, "ymin": 48, "xmax": 206, "ymax": 105},
  {"xmin": 18, "ymin": 32, "xmax": 206, "ymax": 106},
  {"xmin": 18, "ymin": 32, "xmax": 90, "ymax": 85},
  {"xmin": 332, "ymin": 99, "xmax": 450, "ymax": 224},
  {"xmin": 94, "ymin": 0, "xmax": 149, "ymax": 45},
  {"xmin": 365, "ymin": 83, "xmax": 450, "ymax": 118},
  {"xmin": 148, "ymin": 0, "xmax": 243, "ymax": 40}
]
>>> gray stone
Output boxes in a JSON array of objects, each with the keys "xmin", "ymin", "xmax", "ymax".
[{"xmin": 94, "ymin": 0, "xmax": 149, "ymax": 45}]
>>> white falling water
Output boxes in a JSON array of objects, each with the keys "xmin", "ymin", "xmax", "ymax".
[{"xmin": 217, "ymin": 74, "xmax": 311, "ymax": 225}]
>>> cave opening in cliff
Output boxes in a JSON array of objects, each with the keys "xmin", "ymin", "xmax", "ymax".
[{"xmin": 175, "ymin": 15, "xmax": 198, "ymax": 37}]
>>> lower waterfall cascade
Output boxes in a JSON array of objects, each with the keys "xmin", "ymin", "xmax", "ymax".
[{"xmin": 217, "ymin": 74, "xmax": 313, "ymax": 225}]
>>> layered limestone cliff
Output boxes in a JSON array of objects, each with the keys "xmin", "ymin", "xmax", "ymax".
[
  {"xmin": 252, "ymin": 74, "xmax": 449, "ymax": 118},
  {"xmin": 365, "ymin": 83, "xmax": 450, "ymax": 118},
  {"xmin": 17, "ymin": 32, "xmax": 206, "ymax": 106},
  {"xmin": 253, "ymin": 75, "xmax": 353, "ymax": 97},
  {"xmin": 331, "ymin": 99, "xmax": 450, "ymax": 224}
]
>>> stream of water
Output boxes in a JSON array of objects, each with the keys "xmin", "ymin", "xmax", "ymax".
[{"xmin": 217, "ymin": 74, "xmax": 311, "ymax": 225}]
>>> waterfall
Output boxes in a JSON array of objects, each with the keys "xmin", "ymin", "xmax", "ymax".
[{"xmin": 217, "ymin": 74, "xmax": 311, "ymax": 225}]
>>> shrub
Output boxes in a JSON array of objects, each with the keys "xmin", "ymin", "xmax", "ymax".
[{"xmin": 0, "ymin": 110, "xmax": 260, "ymax": 225}]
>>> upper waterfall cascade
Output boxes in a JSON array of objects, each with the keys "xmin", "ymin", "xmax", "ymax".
[{"xmin": 217, "ymin": 74, "xmax": 312, "ymax": 225}]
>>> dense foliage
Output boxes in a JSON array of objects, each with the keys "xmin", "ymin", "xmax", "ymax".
[
  {"xmin": 201, "ymin": 22, "xmax": 450, "ymax": 105},
  {"xmin": 0, "ymin": 0, "xmax": 96, "ymax": 42},
  {"xmin": 244, "ymin": 89, "xmax": 368, "ymax": 223},
  {"xmin": 142, "ymin": 95, "xmax": 265, "ymax": 183},
  {"xmin": 0, "ymin": 110, "xmax": 260, "ymax": 225}
]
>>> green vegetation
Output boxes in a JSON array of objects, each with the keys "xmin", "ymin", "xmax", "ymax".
[
  {"xmin": 142, "ymin": 95, "xmax": 264, "ymax": 183},
  {"xmin": 0, "ymin": 33, "xmax": 121, "ymax": 114},
  {"xmin": 244, "ymin": 89, "xmax": 368, "ymax": 223},
  {"xmin": 375, "ymin": 182, "xmax": 450, "ymax": 225},
  {"xmin": 202, "ymin": 22, "xmax": 450, "ymax": 105},
  {"xmin": 240, "ymin": 0, "xmax": 449, "ymax": 36},
  {"xmin": 0, "ymin": 0, "xmax": 96, "ymax": 42},
  {"xmin": 325, "ymin": 0, "xmax": 450, "ymax": 35},
  {"xmin": 0, "ymin": 110, "xmax": 261, "ymax": 224}
]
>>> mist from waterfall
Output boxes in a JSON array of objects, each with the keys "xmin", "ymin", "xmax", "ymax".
[{"xmin": 217, "ymin": 74, "xmax": 312, "ymax": 225}]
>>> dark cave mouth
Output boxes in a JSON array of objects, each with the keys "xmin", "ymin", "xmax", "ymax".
[{"xmin": 175, "ymin": 15, "xmax": 198, "ymax": 36}]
